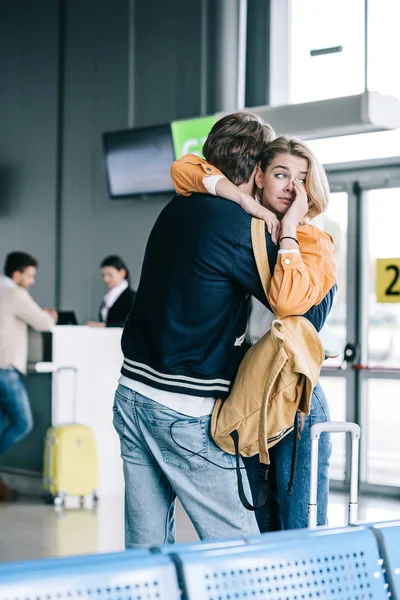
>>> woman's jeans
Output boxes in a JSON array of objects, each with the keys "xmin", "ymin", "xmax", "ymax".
[
  {"xmin": 246, "ymin": 382, "xmax": 332, "ymax": 531},
  {"xmin": 0, "ymin": 369, "xmax": 33, "ymax": 455}
]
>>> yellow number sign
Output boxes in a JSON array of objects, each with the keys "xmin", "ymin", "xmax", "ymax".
[{"xmin": 376, "ymin": 258, "xmax": 400, "ymax": 303}]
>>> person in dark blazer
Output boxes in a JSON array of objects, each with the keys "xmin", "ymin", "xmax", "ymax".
[{"xmin": 86, "ymin": 255, "xmax": 136, "ymax": 328}]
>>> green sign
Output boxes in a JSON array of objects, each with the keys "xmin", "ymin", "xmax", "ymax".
[{"xmin": 171, "ymin": 115, "xmax": 216, "ymax": 159}]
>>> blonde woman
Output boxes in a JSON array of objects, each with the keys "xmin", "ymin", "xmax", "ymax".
[{"xmin": 171, "ymin": 136, "xmax": 336, "ymax": 530}]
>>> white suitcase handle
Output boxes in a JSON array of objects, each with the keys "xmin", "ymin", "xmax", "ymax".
[
  {"xmin": 55, "ymin": 366, "xmax": 79, "ymax": 423},
  {"xmin": 308, "ymin": 421, "xmax": 361, "ymax": 528}
]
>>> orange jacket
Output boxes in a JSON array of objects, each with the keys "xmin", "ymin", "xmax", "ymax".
[{"xmin": 170, "ymin": 154, "xmax": 337, "ymax": 317}]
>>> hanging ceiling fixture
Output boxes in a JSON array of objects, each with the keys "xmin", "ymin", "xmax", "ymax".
[{"xmin": 219, "ymin": 91, "xmax": 400, "ymax": 140}]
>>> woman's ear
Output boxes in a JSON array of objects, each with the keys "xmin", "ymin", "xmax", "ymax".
[{"xmin": 254, "ymin": 165, "xmax": 264, "ymax": 190}]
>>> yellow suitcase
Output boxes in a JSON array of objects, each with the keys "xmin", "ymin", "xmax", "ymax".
[
  {"xmin": 43, "ymin": 367, "xmax": 98, "ymax": 507},
  {"xmin": 43, "ymin": 424, "xmax": 98, "ymax": 506}
]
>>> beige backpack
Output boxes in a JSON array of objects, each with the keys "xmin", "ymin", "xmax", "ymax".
[{"xmin": 210, "ymin": 218, "xmax": 324, "ymax": 508}]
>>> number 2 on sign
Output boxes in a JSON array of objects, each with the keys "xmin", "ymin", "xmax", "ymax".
[
  {"xmin": 376, "ymin": 259, "xmax": 400, "ymax": 302},
  {"xmin": 386, "ymin": 265, "xmax": 400, "ymax": 296}
]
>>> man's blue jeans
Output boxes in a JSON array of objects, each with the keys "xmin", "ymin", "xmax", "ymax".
[
  {"xmin": 113, "ymin": 384, "xmax": 260, "ymax": 547},
  {"xmin": 247, "ymin": 382, "xmax": 332, "ymax": 531},
  {"xmin": 0, "ymin": 369, "xmax": 33, "ymax": 455}
]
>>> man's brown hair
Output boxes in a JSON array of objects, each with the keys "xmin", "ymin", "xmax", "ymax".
[
  {"xmin": 4, "ymin": 251, "xmax": 38, "ymax": 278},
  {"xmin": 202, "ymin": 112, "xmax": 275, "ymax": 186}
]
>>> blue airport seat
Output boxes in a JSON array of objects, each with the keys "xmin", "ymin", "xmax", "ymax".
[
  {"xmin": 246, "ymin": 527, "xmax": 316, "ymax": 546},
  {"xmin": 176, "ymin": 526, "xmax": 389, "ymax": 600},
  {"xmin": 0, "ymin": 552, "xmax": 180, "ymax": 600},
  {"xmin": 154, "ymin": 537, "xmax": 246, "ymax": 555},
  {"xmin": 246, "ymin": 524, "xmax": 358, "ymax": 546},
  {"xmin": 0, "ymin": 549, "xmax": 149, "ymax": 577},
  {"xmin": 370, "ymin": 520, "xmax": 400, "ymax": 600}
]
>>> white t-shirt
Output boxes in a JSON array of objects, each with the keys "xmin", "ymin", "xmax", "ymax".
[{"xmin": 118, "ymin": 376, "xmax": 215, "ymax": 417}]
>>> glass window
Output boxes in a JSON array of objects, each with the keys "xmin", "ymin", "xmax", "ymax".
[
  {"xmin": 307, "ymin": 130, "xmax": 400, "ymax": 165},
  {"xmin": 366, "ymin": 189, "xmax": 400, "ymax": 368},
  {"xmin": 368, "ymin": 0, "xmax": 400, "ymax": 100},
  {"xmin": 363, "ymin": 378, "xmax": 400, "ymax": 486},
  {"xmin": 289, "ymin": 0, "xmax": 400, "ymax": 105},
  {"xmin": 290, "ymin": 0, "xmax": 365, "ymax": 104},
  {"xmin": 288, "ymin": 0, "xmax": 400, "ymax": 167}
]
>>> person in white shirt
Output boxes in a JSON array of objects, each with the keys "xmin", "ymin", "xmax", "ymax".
[
  {"xmin": 0, "ymin": 252, "xmax": 57, "ymax": 501},
  {"xmin": 86, "ymin": 255, "xmax": 136, "ymax": 328}
]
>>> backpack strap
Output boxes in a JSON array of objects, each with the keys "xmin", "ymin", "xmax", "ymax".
[
  {"xmin": 226, "ymin": 219, "xmax": 278, "ymax": 512},
  {"xmin": 251, "ymin": 217, "xmax": 272, "ymax": 298},
  {"xmin": 226, "ymin": 220, "xmax": 275, "ymax": 512},
  {"xmin": 230, "ymin": 430, "xmax": 270, "ymax": 511}
]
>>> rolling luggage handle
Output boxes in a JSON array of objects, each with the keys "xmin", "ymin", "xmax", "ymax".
[
  {"xmin": 308, "ymin": 421, "xmax": 361, "ymax": 528},
  {"xmin": 54, "ymin": 366, "xmax": 79, "ymax": 424}
]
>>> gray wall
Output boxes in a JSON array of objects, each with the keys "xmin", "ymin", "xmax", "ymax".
[
  {"xmin": 0, "ymin": 0, "xmax": 59, "ymax": 306},
  {"xmin": 0, "ymin": 0, "xmax": 271, "ymax": 321},
  {"xmin": 60, "ymin": 0, "xmax": 207, "ymax": 321}
]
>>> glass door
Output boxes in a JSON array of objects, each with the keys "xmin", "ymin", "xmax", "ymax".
[
  {"xmin": 360, "ymin": 186, "xmax": 400, "ymax": 492},
  {"xmin": 326, "ymin": 163, "xmax": 400, "ymax": 495}
]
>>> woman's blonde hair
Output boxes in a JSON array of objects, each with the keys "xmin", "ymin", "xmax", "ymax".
[{"xmin": 259, "ymin": 136, "xmax": 330, "ymax": 220}]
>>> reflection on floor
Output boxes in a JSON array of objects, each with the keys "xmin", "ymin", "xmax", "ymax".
[{"xmin": 0, "ymin": 492, "xmax": 399, "ymax": 563}]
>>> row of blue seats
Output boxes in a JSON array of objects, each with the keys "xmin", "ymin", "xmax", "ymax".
[{"xmin": 0, "ymin": 520, "xmax": 399, "ymax": 600}]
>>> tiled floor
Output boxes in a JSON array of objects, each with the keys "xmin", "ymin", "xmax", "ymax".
[{"xmin": 0, "ymin": 492, "xmax": 399, "ymax": 563}]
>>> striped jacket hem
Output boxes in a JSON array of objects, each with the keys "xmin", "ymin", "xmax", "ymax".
[{"xmin": 120, "ymin": 358, "xmax": 231, "ymax": 398}]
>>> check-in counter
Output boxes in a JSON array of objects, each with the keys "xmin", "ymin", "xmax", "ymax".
[{"xmin": 0, "ymin": 326, "xmax": 125, "ymax": 499}]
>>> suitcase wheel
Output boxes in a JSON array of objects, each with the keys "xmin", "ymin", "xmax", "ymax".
[
  {"xmin": 54, "ymin": 494, "xmax": 65, "ymax": 508},
  {"xmin": 44, "ymin": 493, "xmax": 55, "ymax": 505}
]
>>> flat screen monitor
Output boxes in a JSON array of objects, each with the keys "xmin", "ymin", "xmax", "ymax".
[
  {"xmin": 102, "ymin": 123, "xmax": 175, "ymax": 198},
  {"xmin": 57, "ymin": 311, "xmax": 78, "ymax": 326}
]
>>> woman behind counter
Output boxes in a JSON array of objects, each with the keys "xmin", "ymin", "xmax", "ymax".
[{"xmin": 86, "ymin": 255, "xmax": 136, "ymax": 328}]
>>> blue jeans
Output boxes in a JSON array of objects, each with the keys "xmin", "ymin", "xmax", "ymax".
[
  {"xmin": 0, "ymin": 369, "xmax": 33, "ymax": 455},
  {"xmin": 247, "ymin": 382, "xmax": 332, "ymax": 531},
  {"xmin": 113, "ymin": 384, "xmax": 260, "ymax": 547}
]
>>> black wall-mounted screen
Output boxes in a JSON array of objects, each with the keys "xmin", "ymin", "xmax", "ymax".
[{"xmin": 102, "ymin": 123, "xmax": 175, "ymax": 198}]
